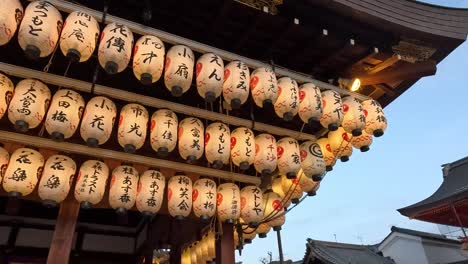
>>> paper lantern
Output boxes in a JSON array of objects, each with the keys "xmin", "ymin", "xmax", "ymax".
[
  {"xmin": 216, "ymin": 183, "xmax": 240, "ymax": 224},
  {"xmin": 3, "ymin": 148, "xmax": 44, "ymax": 197},
  {"xmin": 18, "ymin": 1, "xmax": 62, "ymax": 59},
  {"xmin": 281, "ymin": 174, "xmax": 302, "ymax": 204},
  {"xmin": 351, "ymin": 130, "xmax": 373, "ymax": 152},
  {"xmin": 341, "ymin": 96, "xmax": 366, "ymax": 136},
  {"xmin": 320, "ymin": 90, "xmax": 343, "ymax": 131},
  {"xmin": 136, "ymin": 169, "xmax": 165, "ymax": 216},
  {"xmin": 263, "ymin": 190, "xmax": 285, "ymax": 231},
  {"xmin": 8, "ymin": 79, "xmax": 51, "ymax": 132},
  {"xmin": 317, "ymin": 137, "xmax": 336, "ymax": 171},
  {"xmin": 164, "ymin": 45, "xmax": 194, "ymax": 96},
  {"xmin": 80, "ymin": 96, "xmax": 116, "ymax": 146},
  {"xmin": 241, "ymin": 218, "xmax": 256, "ymax": 243},
  {"xmin": 190, "ymin": 245, "xmax": 198, "ymax": 264},
  {"xmin": 45, "ymin": 89, "xmax": 85, "ymax": 141},
  {"xmin": 59, "ymin": 11, "xmax": 99, "ymax": 62},
  {"xmin": 178, "ymin": 117, "xmax": 204, "ymax": 163},
  {"xmin": 277, "ymin": 137, "xmax": 301, "ymax": 179},
  {"xmin": 133, "ymin": 35, "xmax": 165, "ymax": 85},
  {"xmin": 196, "ymin": 53, "xmax": 224, "ymax": 102},
  {"xmin": 181, "ymin": 249, "xmax": 190, "ymax": 264},
  {"xmin": 117, "ymin": 103, "xmax": 148, "ymax": 153},
  {"xmin": 192, "ymin": 178, "xmax": 217, "ymax": 221},
  {"xmin": 108, "ymin": 165, "xmax": 138, "ymax": 213},
  {"xmin": 230, "ymin": 127, "xmax": 255, "ymax": 170},
  {"xmin": 299, "ymin": 83, "xmax": 323, "ymax": 126},
  {"xmin": 223, "ymin": 60, "xmax": 250, "ymax": 109},
  {"xmin": 0, "ymin": 0, "xmax": 22, "ymax": 46},
  {"xmin": 74, "ymin": 160, "xmax": 109, "ymax": 208},
  {"xmin": 257, "ymin": 223, "xmax": 271, "ymax": 238},
  {"xmin": 250, "ymin": 67, "xmax": 278, "ymax": 108},
  {"xmin": 296, "ymin": 169, "xmax": 319, "ymax": 196},
  {"xmin": 274, "ymin": 77, "xmax": 299, "ymax": 121},
  {"xmin": 207, "ymin": 230, "xmax": 215, "ymax": 259},
  {"xmin": 253, "ymin": 133, "xmax": 277, "ymax": 177},
  {"xmin": 38, "ymin": 155, "xmax": 76, "ymax": 207},
  {"xmin": 240, "ymin": 186, "xmax": 263, "ymax": 226},
  {"xmin": 271, "ymin": 176, "xmax": 291, "ymax": 208},
  {"xmin": 98, "ymin": 23, "xmax": 133, "ymax": 74},
  {"xmin": 0, "ymin": 73, "xmax": 14, "ymax": 119},
  {"xmin": 167, "ymin": 173, "xmax": 192, "ymax": 220},
  {"xmin": 150, "ymin": 109, "xmax": 178, "ymax": 157},
  {"xmin": 300, "ymin": 141, "xmax": 326, "ymax": 181},
  {"xmin": 0, "ymin": 146, "xmax": 9, "ymax": 183},
  {"xmin": 204, "ymin": 122, "xmax": 230, "ymax": 169},
  {"xmin": 328, "ymin": 127, "xmax": 353, "ymax": 162},
  {"xmin": 195, "ymin": 241, "xmax": 204, "ymax": 263},
  {"xmin": 200, "ymin": 235, "xmax": 211, "ymax": 262},
  {"xmin": 361, "ymin": 99, "xmax": 387, "ymax": 137}
]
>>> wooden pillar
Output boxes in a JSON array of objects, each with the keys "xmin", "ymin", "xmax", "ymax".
[
  {"xmin": 47, "ymin": 197, "xmax": 80, "ymax": 264},
  {"xmin": 216, "ymin": 222, "xmax": 234, "ymax": 264}
]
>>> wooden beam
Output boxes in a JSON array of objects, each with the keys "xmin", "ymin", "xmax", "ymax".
[
  {"xmin": 366, "ymin": 54, "xmax": 401, "ymax": 74},
  {"xmin": 216, "ymin": 222, "xmax": 234, "ymax": 264},
  {"xmin": 371, "ymin": 84, "xmax": 396, "ymax": 97}
]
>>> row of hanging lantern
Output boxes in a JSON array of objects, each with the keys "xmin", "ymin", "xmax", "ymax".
[{"xmin": 181, "ymin": 230, "xmax": 216, "ymax": 264}]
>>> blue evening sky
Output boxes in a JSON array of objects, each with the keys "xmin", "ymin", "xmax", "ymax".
[{"xmin": 237, "ymin": 0, "xmax": 468, "ymax": 262}]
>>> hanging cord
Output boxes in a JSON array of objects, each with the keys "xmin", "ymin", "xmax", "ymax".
[
  {"xmin": 43, "ymin": 41, "xmax": 61, "ymax": 73},
  {"xmin": 90, "ymin": 1, "xmax": 109, "ymax": 94}
]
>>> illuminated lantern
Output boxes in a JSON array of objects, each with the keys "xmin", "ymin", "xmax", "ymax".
[
  {"xmin": 263, "ymin": 190, "xmax": 285, "ymax": 231},
  {"xmin": 341, "ymin": 96, "xmax": 365, "ymax": 136},
  {"xmin": 109, "ymin": 165, "xmax": 138, "ymax": 214},
  {"xmin": 74, "ymin": 160, "xmax": 109, "ymax": 208},
  {"xmin": 296, "ymin": 169, "xmax": 319, "ymax": 196},
  {"xmin": 223, "ymin": 60, "xmax": 250, "ymax": 109},
  {"xmin": 98, "ymin": 23, "xmax": 133, "ymax": 74},
  {"xmin": 8, "ymin": 79, "xmax": 51, "ymax": 132},
  {"xmin": 281, "ymin": 174, "xmax": 302, "ymax": 204},
  {"xmin": 257, "ymin": 223, "xmax": 271, "ymax": 238},
  {"xmin": 230, "ymin": 127, "xmax": 255, "ymax": 170},
  {"xmin": 272, "ymin": 176, "xmax": 291, "ymax": 208},
  {"xmin": 205, "ymin": 122, "xmax": 230, "ymax": 169},
  {"xmin": 250, "ymin": 67, "xmax": 278, "ymax": 108},
  {"xmin": 216, "ymin": 183, "xmax": 240, "ymax": 224},
  {"xmin": 317, "ymin": 137, "xmax": 336, "ymax": 171},
  {"xmin": 195, "ymin": 242, "xmax": 203, "ymax": 263},
  {"xmin": 190, "ymin": 245, "xmax": 198, "ymax": 264},
  {"xmin": 196, "ymin": 53, "xmax": 224, "ymax": 102},
  {"xmin": 38, "ymin": 155, "xmax": 76, "ymax": 207},
  {"xmin": 274, "ymin": 77, "xmax": 299, "ymax": 121},
  {"xmin": 320, "ymin": 90, "xmax": 343, "ymax": 131},
  {"xmin": 277, "ymin": 137, "xmax": 301, "ymax": 179},
  {"xmin": 117, "ymin": 103, "xmax": 148, "ymax": 153},
  {"xmin": 80, "ymin": 96, "xmax": 116, "ymax": 147},
  {"xmin": 200, "ymin": 235, "xmax": 210, "ymax": 262},
  {"xmin": 192, "ymin": 178, "xmax": 217, "ymax": 221},
  {"xmin": 328, "ymin": 127, "xmax": 353, "ymax": 162},
  {"xmin": 0, "ymin": 0, "xmax": 22, "ymax": 46},
  {"xmin": 3, "ymin": 148, "xmax": 44, "ymax": 197},
  {"xmin": 240, "ymin": 185, "xmax": 263, "ymax": 226},
  {"xmin": 299, "ymin": 83, "xmax": 323, "ymax": 126},
  {"xmin": 150, "ymin": 109, "xmax": 178, "ymax": 157},
  {"xmin": 207, "ymin": 231, "xmax": 215, "ymax": 259},
  {"xmin": 181, "ymin": 249, "xmax": 190, "ymax": 264},
  {"xmin": 178, "ymin": 117, "xmax": 204, "ymax": 163},
  {"xmin": 300, "ymin": 141, "xmax": 325, "ymax": 181},
  {"xmin": 167, "ymin": 173, "xmax": 192, "ymax": 220},
  {"xmin": 18, "ymin": 1, "xmax": 62, "ymax": 59},
  {"xmin": 361, "ymin": 99, "xmax": 387, "ymax": 137},
  {"xmin": 351, "ymin": 130, "xmax": 373, "ymax": 152},
  {"xmin": 0, "ymin": 73, "xmax": 14, "ymax": 119},
  {"xmin": 136, "ymin": 169, "xmax": 165, "ymax": 216},
  {"xmin": 0, "ymin": 146, "xmax": 9, "ymax": 182},
  {"xmin": 133, "ymin": 35, "xmax": 165, "ymax": 85},
  {"xmin": 59, "ymin": 11, "xmax": 99, "ymax": 62},
  {"xmin": 45, "ymin": 89, "xmax": 85, "ymax": 141},
  {"xmin": 241, "ymin": 218, "xmax": 256, "ymax": 243},
  {"xmin": 254, "ymin": 133, "xmax": 277, "ymax": 177},
  {"xmin": 164, "ymin": 45, "xmax": 194, "ymax": 96}
]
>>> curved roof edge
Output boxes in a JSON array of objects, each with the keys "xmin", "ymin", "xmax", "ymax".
[{"xmin": 411, "ymin": 0, "xmax": 468, "ymax": 11}]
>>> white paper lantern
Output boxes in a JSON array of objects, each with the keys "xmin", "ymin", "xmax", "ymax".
[
  {"xmin": 263, "ymin": 190, "xmax": 285, "ymax": 231},
  {"xmin": 240, "ymin": 185, "xmax": 263, "ymax": 226},
  {"xmin": 18, "ymin": 1, "xmax": 62, "ymax": 59},
  {"xmin": 59, "ymin": 11, "xmax": 99, "ymax": 62},
  {"xmin": 150, "ymin": 109, "xmax": 178, "ymax": 157},
  {"xmin": 341, "ymin": 96, "xmax": 366, "ymax": 136},
  {"xmin": 271, "ymin": 176, "xmax": 291, "ymax": 208},
  {"xmin": 274, "ymin": 77, "xmax": 299, "ymax": 121},
  {"xmin": 230, "ymin": 127, "xmax": 255, "ymax": 170},
  {"xmin": 164, "ymin": 45, "xmax": 194, "ymax": 96},
  {"xmin": 328, "ymin": 127, "xmax": 353, "ymax": 162},
  {"xmin": 317, "ymin": 137, "xmax": 335, "ymax": 171},
  {"xmin": 109, "ymin": 165, "xmax": 138, "ymax": 213},
  {"xmin": 241, "ymin": 218, "xmax": 256, "ymax": 243},
  {"xmin": 320, "ymin": 90, "xmax": 343, "ymax": 131},
  {"xmin": 80, "ymin": 96, "xmax": 116, "ymax": 146},
  {"xmin": 281, "ymin": 174, "xmax": 302, "ymax": 204},
  {"xmin": 299, "ymin": 141, "xmax": 325, "ymax": 181},
  {"xmin": 74, "ymin": 160, "xmax": 109, "ymax": 208},
  {"xmin": 192, "ymin": 178, "xmax": 217, "ymax": 221},
  {"xmin": 167, "ymin": 173, "xmax": 192, "ymax": 220},
  {"xmin": 8, "ymin": 79, "xmax": 51, "ymax": 132},
  {"xmin": 45, "ymin": 89, "xmax": 85, "ymax": 141},
  {"xmin": 0, "ymin": 73, "xmax": 14, "ymax": 119},
  {"xmin": 296, "ymin": 169, "xmax": 319, "ymax": 196},
  {"xmin": 38, "ymin": 154, "xmax": 76, "ymax": 207},
  {"xmin": 178, "ymin": 117, "xmax": 204, "ymax": 163},
  {"xmin": 253, "ymin": 133, "xmax": 277, "ymax": 177},
  {"xmin": 117, "ymin": 103, "xmax": 148, "ymax": 153},
  {"xmin": 98, "ymin": 23, "xmax": 133, "ymax": 74},
  {"xmin": 196, "ymin": 53, "xmax": 224, "ymax": 102},
  {"xmin": 136, "ymin": 169, "xmax": 165, "ymax": 216},
  {"xmin": 3, "ymin": 148, "xmax": 44, "ymax": 197},
  {"xmin": 223, "ymin": 60, "xmax": 250, "ymax": 109},
  {"xmin": 351, "ymin": 130, "xmax": 373, "ymax": 152},
  {"xmin": 298, "ymin": 83, "xmax": 323, "ymax": 126},
  {"xmin": 257, "ymin": 222, "xmax": 271, "ymax": 238},
  {"xmin": 133, "ymin": 35, "xmax": 165, "ymax": 85},
  {"xmin": 362, "ymin": 99, "xmax": 387, "ymax": 137},
  {"xmin": 0, "ymin": 0, "xmax": 22, "ymax": 45},
  {"xmin": 205, "ymin": 122, "xmax": 230, "ymax": 169},
  {"xmin": 250, "ymin": 67, "xmax": 278, "ymax": 108},
  {"xmin": 277, "ymin": 137, "xmax": 301, "ymax": 179},
  {"xmin": 216, "ymin": 183, "xmax": 240, "ymax": 223},
  {"xmin": 0, "ymin": 146, "xmax": 9, "ymax": 183}
]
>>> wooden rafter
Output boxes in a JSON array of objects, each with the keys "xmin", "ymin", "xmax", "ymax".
[{"xmin": 366, "ymin": 54, "xmax": 401, "ymax": 74}]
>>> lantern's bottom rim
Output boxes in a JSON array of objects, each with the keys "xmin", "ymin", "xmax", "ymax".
[
  {"xmin": 340, "ymin": 156, "xmax": 350, "ymax": 162},
  {"xmin": 171, "ymin": 86, "xmax": 183, "ymax": 97},
  {"xmin": 186, "ymin": 155, "xmax": 197, "ymax": 164},
  {"xmin": 24, "ymin": 44, "xmax": 40, "ymax": 60},
  {"xmin": 212, "ymin": 160, "xmax": 224, "ymax": 169},
  {"xmin": 80, "ymin": 201, "xmax": 92, "ymax": 209},
  {"xmin": 115, "ymin": 207, "xmax": 127, "ymax": 215},
  {"xmin": 328, "ymin": 123, "xmax": 339, "ymax": 131},
  {"xmin": 312, "ymin": 174, "xmax": 323, "ymax": 182},
  {"xmin": 66, "ymin": 49, "xmax": 81, "ymax": 63},
  {"xmin": 244, "ymin": 239, "xmax": 252, "ymax": 244},
  {"xmin": 174, "ymin": 215, "xmax": 185, "ymax": 221},
  {"xmin": 286, "ymin": 172, "xmax": 296, "ymax": 179},
  {"xmin": 283, "ymin": 112, "xmax": 294, "ymax": 122},
  {"xmin": 140, "ymin": 73, "xmax": 153, "ymax": 85},
  {"xmin": 262, "ymin": 99, "xmax": 273, "ymax": 108},
  {"xmin": 261, "ymin": 169, "xmax": 271, "ymax": 177},
  {"xmin": 14, "ymin": 120, "xmax": 29, "ymax": 133},
  {"xmin": 231, "ymin": 98, "xmax": 241, "ymax": 109},
  {"xmin": 42, "ymin": 199, "xmax": 58, "ymax": 208},
  {"xmin": 352, "ymin": 128, "xmax": 362, "ymax": 137},
  {"xmin": 291, "ymin": 198, "xmax": 300, "ymax": 204},
  {"xmin": 8, "ymin": 191, "xmax": 22, "ymax": 198},
  {"xmin": 204, "ymin": 91, "xmax": 216, "ymax": 103},
  {"xmin": 156, "ymin": 147, "xmax": 169, "ymax": 157},
  {"xmin": 307, "ymin": 117, "xmax": 319, "ymax": 127},
  {"xmin": 142, "ymin": 211, "xmax": 155, "ymax": 218},
  {"xmin": 258, "ymin": 233, "xmax": 267, "ymax": 238},
  {"xmin": 249, "ymin": 222, "xmax": 259, "ymax": 228},
  {"xmin": 50, "ymin": 131, "xmax": 65, "ymax": 142},
  {"xmin": 374, "ymin": 129, "xmax": 384, "ymax": 137},
  {"xmin": 224, "ymin": 219, "xmax": 235, "ymax": 224},
  {"xmin": 200, "ymin": 215, "xmax": 211, "ymax": 222},
  {"xmin": 273, "ymin": 226, "xmax": 282, "ymax": 231},
  {"xmin": 360, "ymin": 145, "xmax": 370, "ymax": 152},
  {"xmin": 86, "ymin": 138, "xmax": 99, "ymax": 147},
  {"xmin": 104, "ymin": 61, "xmax": 119, "ymax": 75},
  {"xmin": 239, "ymin": 161, "xmax": 250, "ymax": 171},
  {"xmin": 124, "ymin": 144, "xmax": 136, "ymax": 154},
  {"xmin": 326, "ymin": 166, "xmax": 333, "ymax": 172},
  {"xmin": 307, "ymin": 190, "xmax": 316, "ymax": 197}
]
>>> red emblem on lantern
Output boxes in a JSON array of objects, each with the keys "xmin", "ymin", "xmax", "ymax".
[
  {"xmin": 118, "ymin": 114, "xmax": 123, "ymax": 127},
  {"xmin": 178, "ymin": 127, "xmax": 184, "ymax": 139},
  {"xmin": 133, "ymin": 45, "xmax": 139, "ymax": 56},
  {"xmin": 277, "ymin": 146, "xmax": 284, "ymax": 159},
  {"xmin": 250, "ymin": 76, "xmax": 259, "ymax": 91},
  {"xmin": 192, "ymin": 189, "xmax": 199, "ymax": 201},
  {"xmin": 272, "ymin": 199, "xmax": 282, "ymax": 211},
  {"xmin": 299, "ymin": 90, "xmax": 306, "ymax": 103},
  {"xmin": 255, "ymin": 144, "xmax": 260, "ymax": 155},
  {"xmin": 205, "ymin": 132, "xmax": 210, "ymax": 146},
  {"xmin": 342, "ymin": 132, "xmax": 350, "ymax": 142},
  {"xmin": 223, "ymin": 69, "xmax": 230, "ymax": 82},
  {"xmin": 230, "ymin": 137, "xmax": 237, "ymax": 150},
  {"xmin": 322, "ymin": 99, "xmax": 326, "ymax": 109},
  {"xmin": 165, "ymin": 57, "xmax": 171, "ymax": 70},
  {"xmin": 150, "ymin": 119, "xmax": 156, "ymax": 132},
  {"xmin": 363, "ymin": 109, "xmax": 368, "ymax": 117},
  {"xmin": 216, "ymin": 193, "xmax": 223, "ymax": 206},
  {"xmin": 110, "ymin": 175, "xmax": 116, "ymax": 187},
  {"xmin": 278, "ymin": 86, "xmax": 282, "ymax": 96},
  {"xmin": 342, "ymin": 103, "xmax": 349, "ymax": 113},
  {"xmin": 300, "ymin": 149, "xmax": 307, "ymax": 162},
  {"xmin": 326, "ymin": 144, "xmax": 332, "ymax": 153},
  {"xmin": 137, "ymin": 182, "xmax": 142, "ymax": 193},
  {"xmin": 240, "ymin": 196, "xmax": 246, "ymax": 210},
  {"xmin": 196, "ymin": 63, "xmax": 203, "ymax": 78},
  {"xmin": 167, "ymin": 188, "xmax": 172, "ymax": 201}
]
